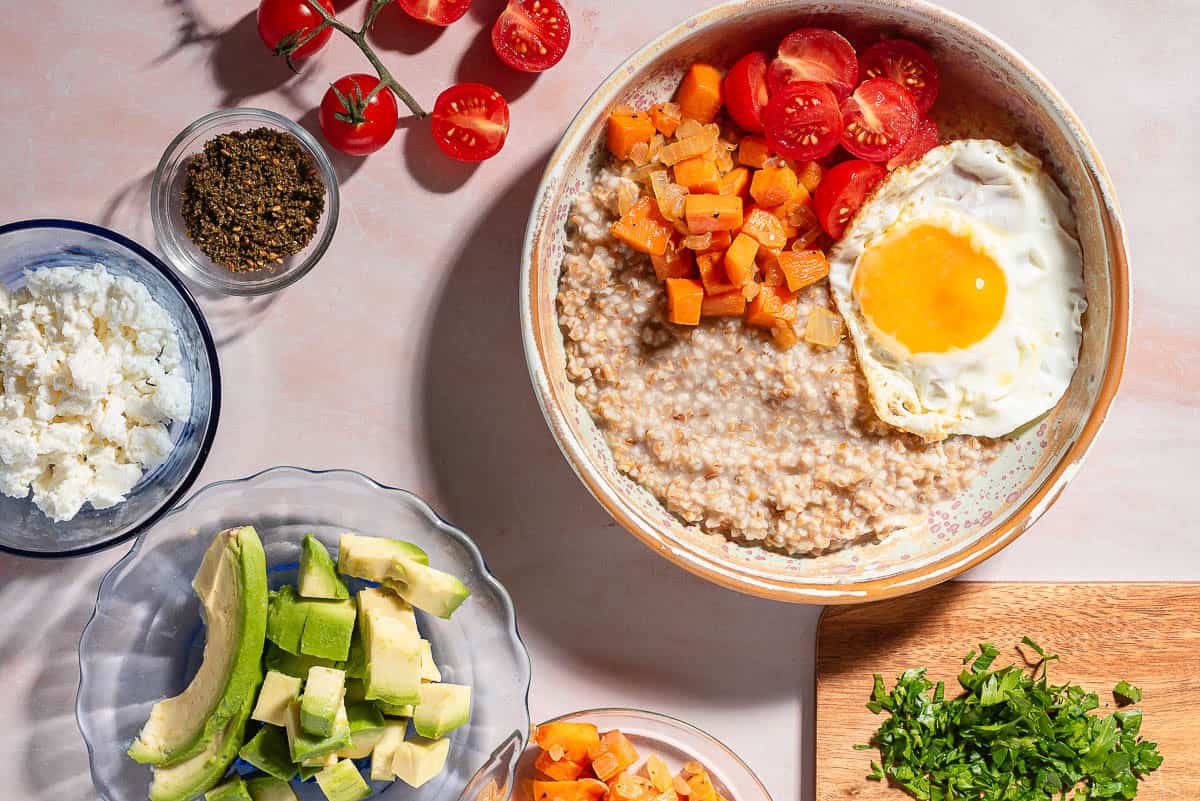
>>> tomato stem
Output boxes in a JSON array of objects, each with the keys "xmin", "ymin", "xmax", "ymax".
[{"xmin": 297, "ymin": 0, "xmax": 427, "ymax": 119}]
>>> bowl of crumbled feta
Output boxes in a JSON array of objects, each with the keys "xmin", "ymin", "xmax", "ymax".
[{"xmin": 0, "ymin": 219, "xmax": 219, "ymax": 557}]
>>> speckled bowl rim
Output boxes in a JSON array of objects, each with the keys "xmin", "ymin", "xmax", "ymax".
[{"xmin": 519, "ymin": 0, "xmax": 1129, "ymax": 604}]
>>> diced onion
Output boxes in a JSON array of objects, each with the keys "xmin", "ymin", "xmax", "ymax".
[
  {"xmin": 650, "ymin": 170, "xmax": 688, "ymax": 220},
  {"xmin": 675, "ymin": 118, "xmax": 704, "ymax": 140},
  {"xmin": 682, "ymin": 232, "xmax": 712, "ymax": 250},
  {"xmin": 629, "ymin": 141, "xmax": 651, "ymax": 166},
  {"xmin": 742, "ymin": 282, "xmax": 761, "ymax": 300},
  {"xmin": 714, "ymin": 146, "xmax": 735, "ymax": 173},
  {"xmin": 772, "ymin": 324, "xmax": 800, "ymax": 351},
  {"xmin": 658, "ymin": 132, "xmax": 716, "ymax": 166},
  {"xmin": 804, "ymin": 306, "xmax": 843, "ymax": 348},
  {"xmin": 648, "ymin": 133, "xmax": 665, "ymax": 162},
  {"xmin": 617, "ymin": 181, "xmax": 639, "ymax": 217}
]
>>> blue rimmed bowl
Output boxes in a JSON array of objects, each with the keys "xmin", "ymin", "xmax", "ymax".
[
  {"xmin": 0, "ymin": 219, "xmax": 220, "ymax": 558},
  {"xmin": 76, "ymin": 466, "xmax": 532, "ymax": 801}
]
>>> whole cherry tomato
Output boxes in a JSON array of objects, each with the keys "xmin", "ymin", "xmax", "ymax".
[
  {"xmin": 319, "ymin": 74, "xmax": 400, "ymax": 156},
  {"xmin": 257, "ymin": 0, "xmax": 335, "ymax": 60}
]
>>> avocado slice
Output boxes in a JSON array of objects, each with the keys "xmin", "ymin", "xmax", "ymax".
[
  {"xmin": 264, "ymin": 643, "xmax": 341, "ymax": 679},
  {"xmin": 337, "ymin": 533, "xmax": 428, "ymax": 582},
  {"xmin": 419, "ymin": 639, "xmax": 441, "ymax": 682},
  {"xmin": 300, "ymin": 599, "xmax": 356, "ymax": 661},
  {"xmin": 298, "ymin": 535, "xmax": 349, "ymax": 599},
  {"xmin": 301, "ymin": 666, "xmax": 346, "ymax": 737},
  {"xmin": 283, "ymin": 700, "xmax": 352, "ymax": 762},
  {"xmin": 392, "ymin": 736, "xmax": 450, "ymax": 788},
  {"xmin": 336, "ymin": 702, "xmax": 387, "ymax": 759},
  {"xmin": 205, "ymin": 774, "xmax": 253, "ymax": 801},
  {"xmin": 315, "ymin": 759, "xmax": 372, "ymax": 801},
  {"xmin": 130, "ymin": 526, "xmax": 268, "ymax": 766},
  {"xmin": 238, "ymin": 725, "xmax": 297, "ymax": 782},
  {"xmin": 252, "ymin": 671, "xmax": 302, "ymax": 728},
  {"xmin": 266, "ymin": 586, "xmax": 310, "ymax": 656},
  {"xmin": 383, "ymin": 557, "xmax": 470, "ymax": 620},
  {"xmin": 369, "ymin": 719, "xmax": 408, "ymax": 782},
  {"xmin": 412, "ymin": 683, "xmax": 471, "ymax": 739},
  {"xmin": 146, "ymin": 692, "xmax": 256, "ymax": 801},
  {"xmin": 245, "ymin": 776, "xmax": 299, "ymax": 801}
]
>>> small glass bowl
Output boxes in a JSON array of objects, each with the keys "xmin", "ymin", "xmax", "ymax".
[
  {"xmin": 0, "ymin": 219, "xmax": 220, "ymax": 557},
  {"xmin": 151, "ymin": 108, "xmax": 339, "ymax": 296},
  {"xmin": 516, "ymin": 709, "xmax": 774, "ymax": 801},
  {"xmin": 76, "ymin": 467, "xmax": 532, "ymax": 801}
]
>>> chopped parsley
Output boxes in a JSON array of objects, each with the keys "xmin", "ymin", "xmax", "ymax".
[{"xmin": 858, "ymin": 638, "xmax": 1163, "ymax": 800}]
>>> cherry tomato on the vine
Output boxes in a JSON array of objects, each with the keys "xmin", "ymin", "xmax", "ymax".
[
  {"xmin": 813, "ymin": 159, "xmax": 887, "ymax": 239},
  {"xmin": 492, "ymin": 0, "xmax": 571, "ymax": 73},
  {"xmin": 319, "ymin": 74, "xmax": 399, "ymax": 156},
  {"xmin": 431, "ymin": 83, "xmax": 510, "ymax": 162},
  {"xmin": 723, "ymin": 51, "xmax": 771, "ymax": 133},
  {"xmin": 257, "ymin": 0, "xmax": 335, "ymax": 60},
  {"xmin": 398, "ymin": 0, "xmax": 472, "ymax": 26}
]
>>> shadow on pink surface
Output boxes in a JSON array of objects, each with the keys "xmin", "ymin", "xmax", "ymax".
[
  {"xmin": 365, "ymin": 0, "xmax": 448, "ymax": 55},
  {"xmin": 417, "ymin": 154, "xmax": 814, "ymax": 798}
]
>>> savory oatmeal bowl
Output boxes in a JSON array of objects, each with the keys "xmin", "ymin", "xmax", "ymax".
[{"xmin": 521, "ymin": 0, "xmax": 1129, "ymax": 603}]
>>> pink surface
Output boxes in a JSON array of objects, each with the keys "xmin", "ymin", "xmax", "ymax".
[{"xmin": 0, "ymin": 1, "xmax": 1196, "ymax": 800}]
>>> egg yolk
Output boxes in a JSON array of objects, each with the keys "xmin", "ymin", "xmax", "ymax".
[{"xmin": 853, "ymin": 223, "xmax": 1007, "ymax": 353}]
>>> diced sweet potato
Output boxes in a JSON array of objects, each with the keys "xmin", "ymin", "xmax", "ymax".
[
  {"xmin": 531, "ymin": 779, "xmax": 608, "ymax": 801},
  {"xmin": 701, "ymin": 290, "xmax": 748, "ymax": 317},
  {"xmin": 646, "ymin": 755, "xmax": 673, "ymax": 792},
  {"xmin": 536, "ymin": 751, "xmax": 588, "ymax": 782},
  {"xmin": 675, "ymin": 63, "xmax": 723, "ymax": 124},
  {"xmin": 750, "ymin": 165, "xmax": 800, "ymax": 207},
  {"xmin": 648, "ymin": 103, "xmax": 682, "ymax": 137},
  {"xmin": 651, "ymin": 246, "xmax": 695, "ymax": 281},
  {"xmin": 777, "ymin": 249, "xmax": 829, "ymax": 291},
  {"xmin": 665, "ymin": 278, "xmax": 704, "ymax": 325},
  {"xmin": 737, "ymin": 136, "xmax": 772, "ymax": 168},
  {"xmin": 611, "ymin": 196, "xmax": 674, "ymax": 256},
  {"xmin": 739, "ymin": 206, "xmax": 787, "ymax": 249},
  {"xmin": 745, "ymin": 284, "xmax": 799, "ymax": 328},
  {"xmin": 718, "ymin": 166, "xmax": 751, "ymax": 197},
  {"xmin": 673, "ymin": 157, "xmax": 721, "ymax": 194},
  {"xmin": 608, "ymin": 772, "xmax": 654, "ymax": 801},
  {"xmin": 535, "ymin": 722, "xmax": 601, "ymax": 763},
  {"xmin": 796, "ymin": 159, "xmax": 823, "ymax": 192},
  {"xmin": 607, "ymin": 111, "xmax": 656, "ymax": 160},
  {"xmin": 697, "ymin": 252, "xmax": 737, "ymax": 295},
  {"xmin": 685, "ymin": 194, "xmax": 743, "ymax": 233},
  {"xmin": 588, "ymin": 731, "xmax": 640, "ymax": 781},
  {"xmin": 685, "ymin": 770, "xmax": 718, "ymax": 801},
  {"xmin": 759, "ymin": 252, "xmax": 786, "ymax": 287},
  {"xmin": 723, "ymin": 233, "xmax": 759, "ymax": 286}
]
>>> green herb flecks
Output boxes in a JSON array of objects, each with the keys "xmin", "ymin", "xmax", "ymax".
[{"xmin": 860, "ymin": 638, "xmax": 1163, "ymax": 800}]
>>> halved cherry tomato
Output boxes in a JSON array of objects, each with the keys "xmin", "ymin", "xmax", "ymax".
[
  {"xmin": 768, "ymin": 28, "xmax": 858, "ymax": 99},
  {"xmin": 813, "ymin": 159, "xmax": 887, "ymax": 239},
  {"xmin": 886, "ymin": 117, "xmax": 939, "ymax": 170},
  {"xmin": 839, "ymin": 77, "xmax": 917, "ymax": 162},
  {"xmin": 398, "ymin": 0, "xmax": 472, "ymax": 26},
  {"xmin": 257, "ymin": 0, "xmax": 335, "ymax": 60},
  {"xmin": 492, "ymin": 0, "xmax": 571, "ymax": 73},
  {"xmin": 431, "ymin": 83, "xmax": 510, "ymax": 162},
  {"xmin": 724, "ymin": 51, "xmax": 770, "ymax": 133},
  {"xmin": 859, "ymin": 39, "xmax": 940, "ymax": 115},
  {"xmin": 763, "ymin": 81, "xmax": 842, "ymax": 161},
  {"xmin": 319, "ymin": 74, "xmax": 399, "ymax": 156}
]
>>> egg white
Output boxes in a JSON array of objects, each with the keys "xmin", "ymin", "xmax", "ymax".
[{"xmin": 827, "ymin": 140, "xmax": 1087, "ymax": 441}]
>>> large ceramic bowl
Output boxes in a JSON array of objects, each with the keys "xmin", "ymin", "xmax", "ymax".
[
  {"xmin": 520, "ymin": 0, "xmax": 1129, "ymax": 603},
  {"xmin": 0, "ymin": 219, "xmax": 220, "ymax": 558},
  {"xmin": 77, "ymin": 467, "xmax": 532, "ymax": 801}
]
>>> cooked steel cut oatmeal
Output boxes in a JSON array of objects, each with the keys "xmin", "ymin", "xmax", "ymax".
[{"xmin": 557, "ymin": 168, "xmax": 1003, "ymax": 555}]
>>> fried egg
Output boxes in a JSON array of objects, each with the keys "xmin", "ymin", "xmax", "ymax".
[{"xmin": 828, "ymin": 140, "xmax": 1087, "ymax": 441}]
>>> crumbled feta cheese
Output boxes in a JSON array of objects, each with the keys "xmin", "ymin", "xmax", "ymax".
[{"xmin": 0, "ymin": 265, "xmax": 193, "ymax": 522}]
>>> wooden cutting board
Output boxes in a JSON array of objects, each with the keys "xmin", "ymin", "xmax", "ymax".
[{"xmin": 816, "ymin": 583, "xmax": 1200, "ymax": 801}]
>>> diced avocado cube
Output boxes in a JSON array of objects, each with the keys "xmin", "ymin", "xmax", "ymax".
[
  {"xmin": 245, "ymin": 775, "xmax": 299, "ymax": 801},
  {"xmin": 343, "ymin": 678, "xmax": 367, "ymax": 704},
  {"xmin": 369, "ymin": 720, "xmax": 408, "ymax": 782},
  {"xmin": 338, "ymin": 533, "xmax": 429, "ymax": 582},
  {"xmin": 392, "ymin": 736, "xmax": 450, "ymax": 788},
  {"xmin": 315, "ymin": 759, "xmax": 372, "ymax": 801},
  {"xmin": 300, "ymin": 599, "xmax": 356, "ymax": 661},
  {"xmin": 284, "ymin": 700, "xmax": 352, "ymax": 762},
  {"xmin": 302, "ymin": 753, "xmax": 338, "ymax": 769},
  {"xmin": 343, "ymin": 630, "xmax": 366, "ymax": 680},
  {"xmin": 266, "ymin": 586, "xmax": 310, "ymax": 655},
  {"xmin": 238, "ymin": 725, "xmax": 298, "ymax": 782},
  {"xmin": 375, "ymin": 701, "xmax": 414, "ymax": 717},
  {"xmin": 252, "ymin": 671, "xmax": 303, "ymax": 728},
  {"xmin": 264, "ymin": 643, "xmax": 342, "ymax": 679},
  {"xmin": 298, "ymin": 765, "xmax": 322, "ymax": 782},
  {"xmin": 412, "ymin": 683, "xmax": 471, "ymax": 739},
  {"xmin": 336, "ymin": 702, "xmax": 387, "ymax": 759},
  {"xmin": 337, "ymin": 727, "xmax": 388, "ymax": 760},
  {"xmin": 355, "ymin": 588, "xmax": 418, "ymax": 635},
  {"xmin": 298, "ymin": 534, "xmax": 349, "ymax": 600},
  {"xmin": 362, "ymin": 614, "xmax": 421, "ymax": 705},
  {"xmin": 205, "ymin": 775, "xmax": 253, "ymax": 801},
  {"xmin": 419, "ymin": 640, "xmax": 441, "ymax": 682},
  {"xmin": 301, "ymin": 666, "xmax": 347, "ymax": 737},
  {"xmin": 383, "ymin": 558, "xmax": 470, "ymax": 619}
]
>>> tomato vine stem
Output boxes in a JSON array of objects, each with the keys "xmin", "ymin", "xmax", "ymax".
[{"xmin": 294, "ymin": 0, "xmax": 427, "ymax": 119}]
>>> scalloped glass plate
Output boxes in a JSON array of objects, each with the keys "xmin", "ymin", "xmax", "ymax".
[{"xmin": 76, "ymin": 466, "xmax": 532, "ymax": 801}]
